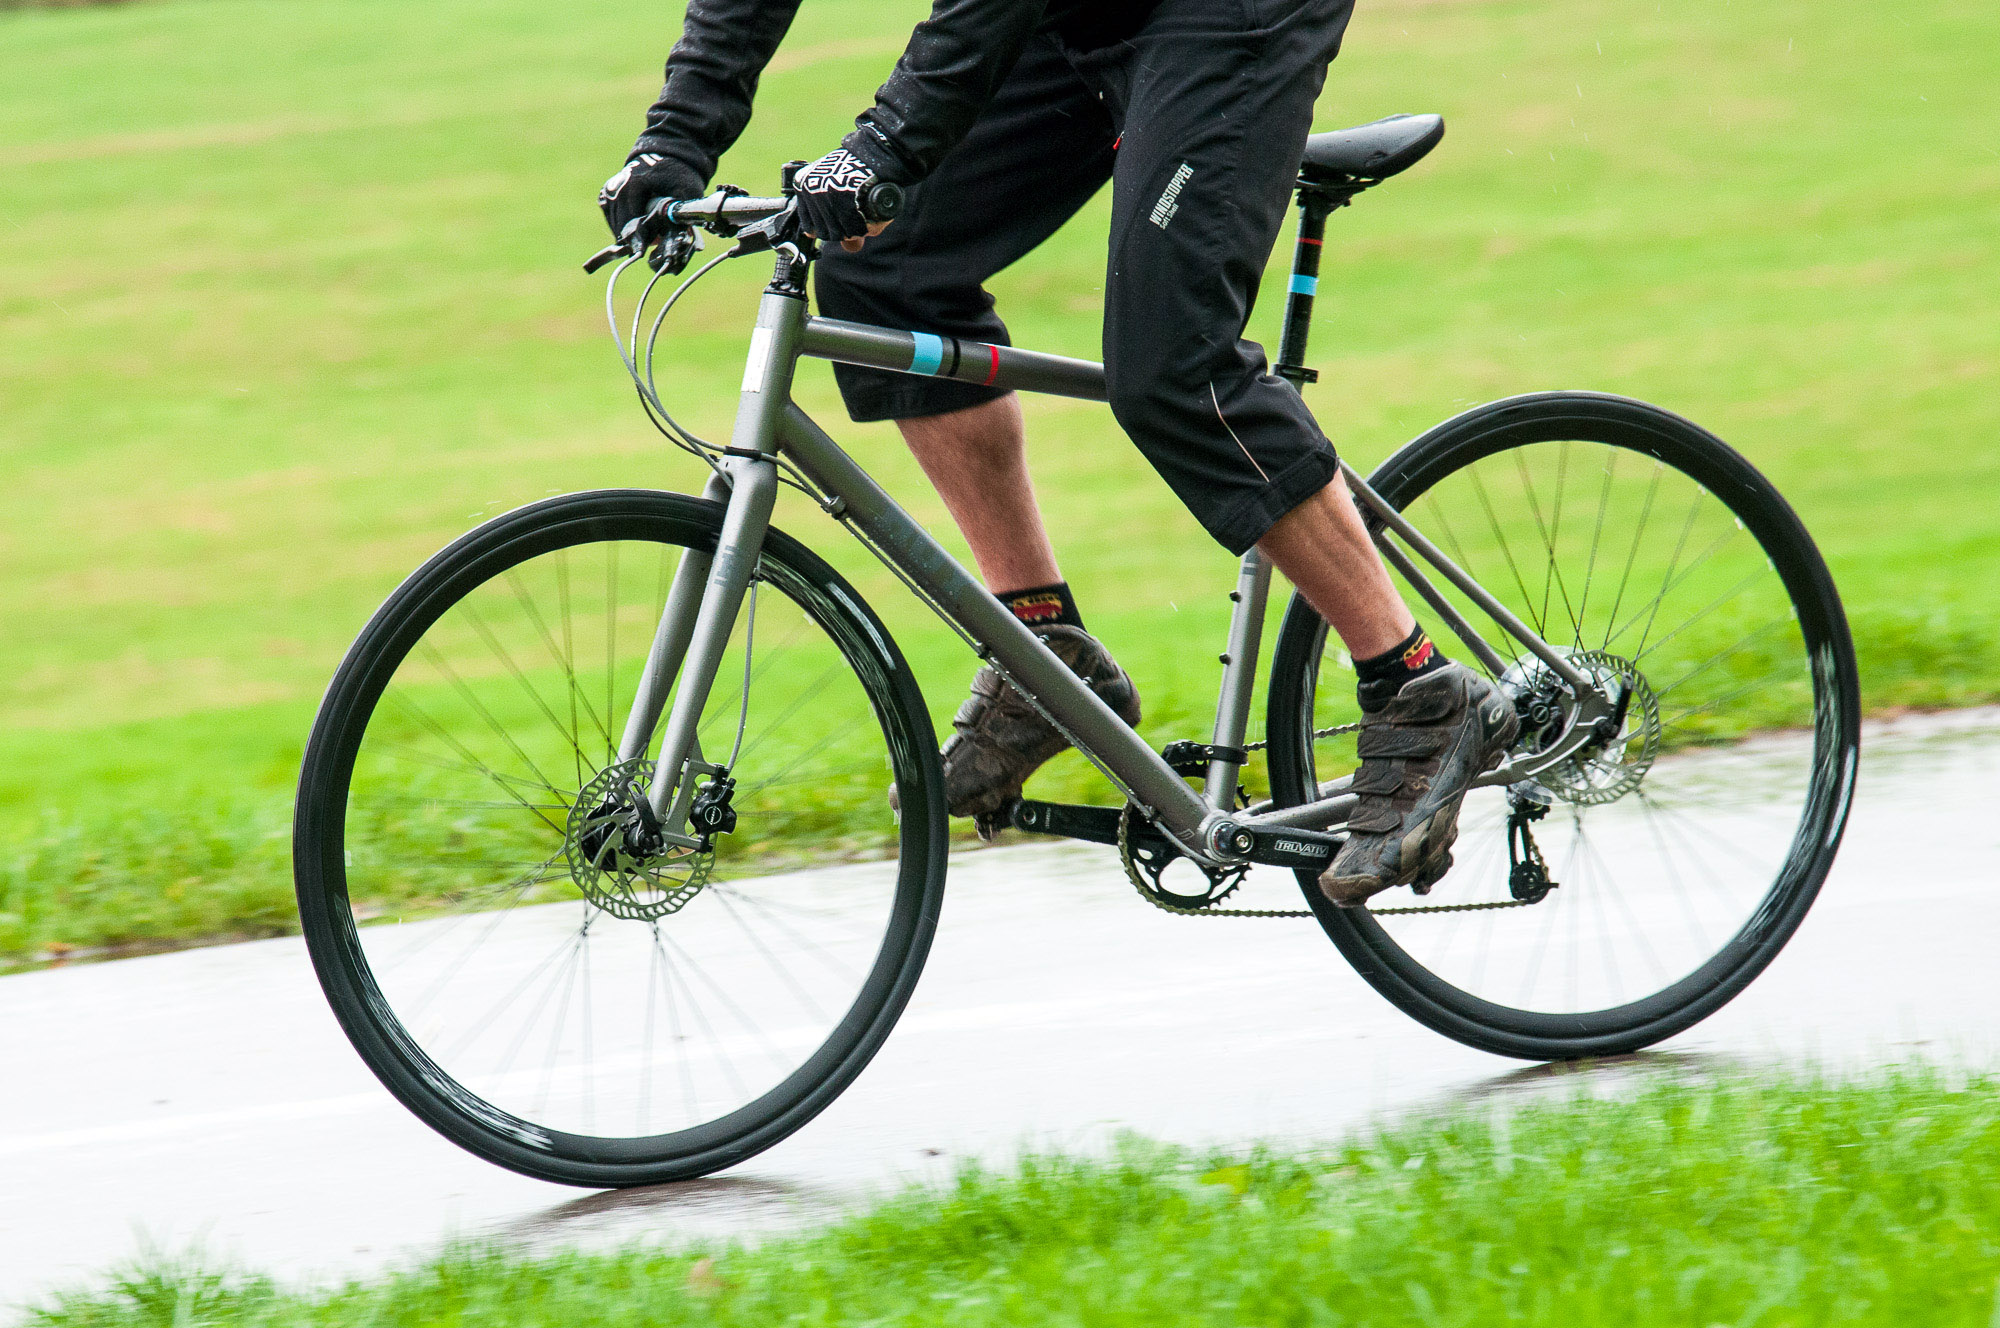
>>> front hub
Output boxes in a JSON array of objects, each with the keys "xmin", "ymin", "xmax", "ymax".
[{"xmin": 564, "ymin": 758, "xmax": 713, "ymax": 921}]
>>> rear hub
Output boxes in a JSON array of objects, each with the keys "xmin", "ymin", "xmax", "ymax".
[{"xmin": 1502, "ymin": 649, "xmax": 1661, "ymax": 806}]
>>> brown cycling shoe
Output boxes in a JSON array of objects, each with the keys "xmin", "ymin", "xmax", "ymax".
[
  {"xmin": 1320, "ymin": 662, "xmax": 1519, "ymax": 907},
  {"xmin": 889, "ymin": 625, "xmax": 1141, "ymax": 838}
]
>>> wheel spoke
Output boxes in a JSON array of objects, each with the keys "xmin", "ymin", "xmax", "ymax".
[
  {"xmin": 310, "ymin": 521, "xmax": 925, "ymax": 1168},
  {"xmin": 1273, "ymin": 423, "xmax": 1846, "ymax": 1043},
  {"xmin": 1573, "ymin": 446, "xmax": 1617, "ymax": 633},
  {"xmin": 1469, "ymin": 465, "xmax": 1544, "ymax": 636},
  {"xmin": 505, "ymin": 568, "xmax": 614, "ymax": 777},
  {"xmin": 1600, "ymin": 460, "xmax": 1664, "ymax": 651}
]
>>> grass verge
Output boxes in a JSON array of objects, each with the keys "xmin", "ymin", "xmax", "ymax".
[
  {"xmin": 3, "ymin": 0, "xmax": 1998, "ymax": 960},
  {"xmin": 26, "ymin": 1070, "xmax": 2000, "ymax": 1327}
]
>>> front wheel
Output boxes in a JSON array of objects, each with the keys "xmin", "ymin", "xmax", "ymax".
[
  {"xmin": 294, "ymin": 490, "xmax": 947, "ymax": 1186},
  {"xmin": 1266, "ymin": 393, "xmax": 1859, "ymax": 1061}
]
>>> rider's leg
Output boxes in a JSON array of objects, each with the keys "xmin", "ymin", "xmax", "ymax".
[
  {"xmin": 1104, "ymin": 0, "xmax": 1516, "ymax": 899},
  {"xmin": 815, "ymin": 31, "xmax": 1110, "ymax": 607},
  {"xmin": 817, "ymin": 37, "xmax": 1140, "ymax": 830},
  {"xmin": 1253, "ymin": 474, "xmax": 1412, "ymax": 661},
  {"xmin": 894, "ymin": 393, "xmax": 1061, "ymax": 595},
  {"xmin": 889, "ymin": 387, "xmax": 1142, "ymax": 832}
]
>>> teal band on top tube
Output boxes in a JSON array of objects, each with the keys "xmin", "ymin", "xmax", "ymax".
[
  {"xmin": 909, "ymin": 332, "xmax": 946, "ymax": 376},
  {"xmin": 1289, "ymin": 273, "xmax": 1319, "ymax": 297}
]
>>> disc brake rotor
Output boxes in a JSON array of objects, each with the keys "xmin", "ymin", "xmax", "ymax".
[
  {"xmin": 564, "ymin": 757, "xmax": 713, "ymax": 921},
  {"xmin": 1504, "ymin": 648, "xmax": 1661, "ymax": 806}
]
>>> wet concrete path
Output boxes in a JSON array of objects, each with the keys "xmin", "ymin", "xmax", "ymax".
[{"xmin": 3, "ymin": 708, "xmax": 1997, "ymax": 1306}]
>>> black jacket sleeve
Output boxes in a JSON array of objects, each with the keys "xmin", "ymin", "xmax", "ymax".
[
  {"xmin": 630, "ymin": 0, "xmax": 806, "ymax": 187},
  {"xmin": 841, "ymin": 0, "xmax": 1052, "ymax": 184},
  {"xmin": 630, "ymin": 0, "xmax": 1051, "ymax": 192}
]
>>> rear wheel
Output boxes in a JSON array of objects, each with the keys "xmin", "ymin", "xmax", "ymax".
[
  {"xmin": 294, "ymin": 490, "xmax": 946, "ymax": 1186},
  {"xmin": 1266, "ymin": 393, "xmax": 1859, "ymax": 1060}
]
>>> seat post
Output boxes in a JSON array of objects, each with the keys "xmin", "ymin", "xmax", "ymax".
[{"xmin": 1275, "ymin": 185, "xmax": 1352, "ymax": 390}]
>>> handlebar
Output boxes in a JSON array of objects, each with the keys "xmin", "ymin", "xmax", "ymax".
[
  {"xmin": 584, "ymin": 178, "xmax": 905, "ymax": 274},
  {"xmin": 665, "ymin": 193, "xmax": 790, "ymax": 228}
]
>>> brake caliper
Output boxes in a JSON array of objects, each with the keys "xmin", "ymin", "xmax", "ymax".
[{"xmin": 689, "ymin": 775, "xmax": 738, "ymax": 844}]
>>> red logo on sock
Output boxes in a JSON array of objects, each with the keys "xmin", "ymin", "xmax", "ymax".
[
  {"xmin": 1010, "ymin": 594, "xmax": 1064, "ymax": 624},
  {"xmin": 1401, "ymin": 636, "xmax": 1435, "ymax": 671}
]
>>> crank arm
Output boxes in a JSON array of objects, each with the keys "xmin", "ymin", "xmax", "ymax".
[
  {"xmin": 1009, "ymin": 798, "xmax": 1337, "ymax": 874},
  {"xmin": 1235, "ymin": 824, "xmax": 1342, "ymax": 871},
  {"xmin": 1009, "ymin": 799, "xmax": 1174, "ymax": 856}
]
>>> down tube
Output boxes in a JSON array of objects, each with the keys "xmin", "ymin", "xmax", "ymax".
[{"xmin": 774, "ymin": 407, "xmax": 1212, "ymax": 840}]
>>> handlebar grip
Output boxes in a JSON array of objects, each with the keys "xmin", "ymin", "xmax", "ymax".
[{"xmin": 861, "ymin": 180, "xmax": 904, "ymax": 224}]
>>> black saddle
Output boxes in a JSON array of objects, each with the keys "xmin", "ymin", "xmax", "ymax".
[{"xmin": 1300, "ymin": 113, "xmax": 1445, "ymax": 187}]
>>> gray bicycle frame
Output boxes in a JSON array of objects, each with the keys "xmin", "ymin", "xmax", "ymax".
[{"xmin": 619, "ymin": 267, "xmax": 1612, "ymax": 865}]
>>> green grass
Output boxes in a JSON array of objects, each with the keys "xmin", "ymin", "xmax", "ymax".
[
  {"xmin": 2, "ymin": 0, "xmax": 1998, "ymax": 960},
  {"xmin": 28, "ymin": 1070, "xmax": 2000, "ymax": 1326}
]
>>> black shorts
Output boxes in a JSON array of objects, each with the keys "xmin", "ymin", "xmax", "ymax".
[{"xmin": 815, "ymin": 0, "xmax": 1355, "ymax": 554}]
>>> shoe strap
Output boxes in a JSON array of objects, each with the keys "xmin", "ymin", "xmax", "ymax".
[{"xmin": 1356, "ymin": 725, "xmax": 1447, "ymax": 759}]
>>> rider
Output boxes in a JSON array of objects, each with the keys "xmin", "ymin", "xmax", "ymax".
[{"xmin": 599, "ymin": 0, "xmax": 1519, "ymax": 905}]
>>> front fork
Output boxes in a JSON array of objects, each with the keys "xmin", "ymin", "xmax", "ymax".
[{"xmin": 620, "ymin": 275, "xmax": 809, "ymax": 835}]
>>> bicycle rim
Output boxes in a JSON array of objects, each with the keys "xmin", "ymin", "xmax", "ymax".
[
  {"xmin": 294, "ymin": 491, "xmax": 945, "ymax": 1184},
  {"xmin": 1268, "ymin": 394, "xmax": 1859, "ymax": 1058}
]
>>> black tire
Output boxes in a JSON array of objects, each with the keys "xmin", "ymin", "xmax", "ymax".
[
  {"xmin": 1266, "ymin": 393, "xmax": 1859, "ymax": 1060},
  {"xmin": 294, "ymin": 489, "xmax": 947, "ymax": 1186}
]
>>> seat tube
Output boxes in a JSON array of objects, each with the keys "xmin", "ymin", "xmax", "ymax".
[
  {"xmin": 645, "ymin": 276, "xmax": 806, "ymax": 821},
  {"xmin": 1205, "ymin": 550, "xmax": 1272, "ymax": 807}
]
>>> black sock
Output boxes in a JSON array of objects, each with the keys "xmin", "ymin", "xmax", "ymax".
[
  {"xmin": 998, "ymin": 581, "xmax": 1085, "ymax": 632},
  {"xmin": 1354, "ymin": 625, "xmax": 1449, "ymax": 710}
]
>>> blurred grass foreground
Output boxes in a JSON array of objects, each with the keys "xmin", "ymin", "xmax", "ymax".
[
  {"xmin": 1, "ymin": 0, "xmax": 1997, "ymax": 959},
  {"xmin": 30, "ymin": 1070, "xmax": 2000, "ymax": 1327}
]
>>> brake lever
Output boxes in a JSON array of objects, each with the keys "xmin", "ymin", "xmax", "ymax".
[
  {"xmin": 583, "ymin": 197, "xmax": 695, "ymax": 275},
  {"xmin": 725, "ymin": 201, "xmax": 807, "ymax": 261},
  {"xmin": 583, "ymin": 242, "xmax": 630, "ymax": 275}
]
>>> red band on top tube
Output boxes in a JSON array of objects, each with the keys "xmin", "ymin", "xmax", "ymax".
[
  {"xmin": 1299, "ymin": 236, "xmax": 1323, "ymax": 247},
  {"xmin": 983, "ymin": 343, "xmax": 1001, "ymax": 386}
]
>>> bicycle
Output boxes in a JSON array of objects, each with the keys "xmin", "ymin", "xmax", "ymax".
[{"xmin": 294, "ymin": 113, "xmax": 1860, "ymax": 1187}]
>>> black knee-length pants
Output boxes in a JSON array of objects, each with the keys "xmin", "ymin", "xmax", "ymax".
[{"xmin": 815, "ymin": 0, "xmax": 1356, "ymax": 555}]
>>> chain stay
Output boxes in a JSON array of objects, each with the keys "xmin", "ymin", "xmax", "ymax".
[{"xmin": 1117, "ymin": 721, "xmax": 1533, "ymax": 919}]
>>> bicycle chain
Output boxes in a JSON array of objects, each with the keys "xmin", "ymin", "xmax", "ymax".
[{"xmin": 1121, "ymin": 722, "xmax": 1534, "ymax": 919}]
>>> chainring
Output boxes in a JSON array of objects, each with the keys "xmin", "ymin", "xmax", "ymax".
[{"xmin": 1116, "ymin": 803, "xmax": 1251, "ymax": 913}]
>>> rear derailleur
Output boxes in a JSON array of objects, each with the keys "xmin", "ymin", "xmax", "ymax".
[{"xmin": 1505, "ymin": 791, "xmax": 1558, "ymax": 904}]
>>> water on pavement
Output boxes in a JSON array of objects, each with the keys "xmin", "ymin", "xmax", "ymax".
[{"xmin": 2, "ymin": 707, "xmax": 1996, "ymax": 1306}]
